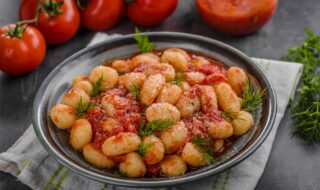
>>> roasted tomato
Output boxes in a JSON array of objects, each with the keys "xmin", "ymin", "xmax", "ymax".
[
  {"xmin": 20, "ymin": 0, "xmax": 80, "ymax": 45},
  {"xmin": 126, "ymin": 0, "xmax": 178, "ymax": 26},
  {"xmin": 196, "ymin": 0, "xmax": 278, "ymax": 36},
  {"xmin": 0, "ymin": 24, "xmax": 46, "ymax": 75},
  {"xmin": 79, "ymin": 0, "xmax": 124, "ymax": 31}
]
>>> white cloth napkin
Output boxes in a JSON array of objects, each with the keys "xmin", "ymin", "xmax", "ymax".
[{"xmin": 0, "ymin": 33, "xmax": 303, "ymax": 190}]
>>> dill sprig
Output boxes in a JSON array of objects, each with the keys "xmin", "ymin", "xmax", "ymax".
[
  {"xmin": 140, "ymin": 119, "xmax": 174, "ymax": 136},
  {"xmin": 191, "ymin": 137, "xmax": 214, "ymax": 164},
  {"xmin": 137, "ymin": 142, "xmax": 154, "ymax": 156},
  {"xmin": 282, "ymin": 28, "xmax": 320, "ymax": 143},
  {"xmin": 170, "ymin": 72, "xmax": 185, "ymax": 87},
  {"xmin": 129, "ymin": 85, "xmax": 140, "ymax": 99},
  {"xmin": 241, "ymin": 81, "xmax": 266, "ymax": 112},
  {"xmin": 91, "ymin": 74, "xmax": 103, "ymax": 97},
  {"xmin": 76, "ymin": 97, "xmax": 95, "ymax": 118},
  {"xmin": 134, "ymin": 27, "xmax": 153, "ymax": 53}
]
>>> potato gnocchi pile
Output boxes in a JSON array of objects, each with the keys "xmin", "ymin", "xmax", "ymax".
[{"xmin": 50, "ymin": 48, "xmax": 255, "ymax": 178}]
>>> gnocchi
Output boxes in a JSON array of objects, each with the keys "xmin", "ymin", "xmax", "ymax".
[
  {"xmin": 102, "ymin": 132, "xmax": 141, "ymax": 156},
  {"xmin": 160, "ymin": 156, "xmax": 187, "ymax": 177},
  {"xmin": 140, "ymin": 74, "xmax": 166, "ymax": 106},
  {"xmin": 62, "ymin": 88, "xmax": 90, "ymax": 108},
  {"xmin": 50, "ymin": 48, "xmax": 261, "ymax": 178},
  {"xmin": 227, "ymin": 67, "xmax": 248, "ymax": 96},
  {"xmin": 161, "ymin": 48, "xmax": 190, "ymax": 72},
  {"xmin": 69, "ymin": 119, "xmax": 92, "ymax": 150},
  {"xmin": 145, "ymin": 103, "xmax": 180, "ymax": 123},
  {"xmin": 119, "ymin": 152, "xmax": 147, "ymax": 178},
  {"xmin": 83, "ymin": 144, "xmax": 115, "ymax": 169},
  {"xmin": 88, "ymin": 66, "xmax": 119, "ymax": 91},
  {"xmin": 50, "ymin": 104, "xmax": 76, "ymax": 129},
  {"xmin": 156, "ymin": 83, "xmax": 182, "ymax": 105},
  {"xmin": 232, "ymin": 111, "xmax": 254, "ymax": 135},
  {"xmin": 214, "ymin": 82, "xmax": 241, "ymax": 113},
  {"xmin": 143, "ymin": 63, "xmax": 176, "ymax": 82},
  {"xmin": 141, "ymin": 135, "xmax": 165, "ymax": 165},
  {"xmin": 159, "ymin": 121, "xmax": 188, "ymax": 154}
]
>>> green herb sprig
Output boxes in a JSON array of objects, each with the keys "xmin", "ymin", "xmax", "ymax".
[
  {"xmin": 282, "ymin": 28, "xmax": 320, "ymax": 143},
  {"xmin": 114, "ymin": 169, "xmax": 127, "ymax": 178},
  {"xmin": 129, "ymin": 85, "xmax": 140, "ymax": 99},
  {"xmin": 241, "ymin": 81, "xmax": 266, "ymax": 112},
  {"xmin": 191, "ymin": 137, "xmax": 214, "ymax": 164},
  {"xmin": 134, "ymin": 27, "xmax": 153, "ymax": 53},
  {"xmin": 140, "ymin": 119, "xmax": 174, "ymax": 136},
  {"xmin": 137, "ymin": 142, "xmax": 154, "ymax": 156},
  {"xmin": 91, "ymin": 74, "xmax": 103, "ymax": 97},
  {"xmin": 170, "ymin": 72, "xmax": 186, "ymax": 87},
  {"xmin": 76, "ymin": 96, "xmax": 95, "ymax": 118}
]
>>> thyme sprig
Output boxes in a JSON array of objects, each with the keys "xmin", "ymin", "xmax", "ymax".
[
  {"xmin": 282, "ymin": 28, "xmax": 320, "ymax": 143},
  {"xmin": 139, "ymin": 119, "xmax": 174, "ymax": 136}
]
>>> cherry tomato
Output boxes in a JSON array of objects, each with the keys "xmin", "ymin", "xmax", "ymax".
[
  {"xmin": 20, "ymin": 0, "xmax": 80, "ymax": 45},
  {"xmin": 0, "ymin": 24, "xmax": 46, "ymax": 75},
  {"xmin": 196, "ymin": 0, "xmax": 278, "ymax": 36},
  {"xmin": 126, "ymin": 0, "xmax": 178, "ymax": 26},
  {"xmin": 80, "ymin": 0, "xmax": 124, "ymax": 31}
]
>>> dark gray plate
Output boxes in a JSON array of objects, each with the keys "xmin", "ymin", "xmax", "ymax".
[{"xmin": 32, "ymin": 32, "xmax": 277, "ymax": 187}]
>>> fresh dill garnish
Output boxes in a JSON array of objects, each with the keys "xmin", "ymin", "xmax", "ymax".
[
  {"xmin": 114, "ymin": 169, "xmax": 127, "ymax": 178},
  {"xmin": 76, "ymin": 96, "xmax": 95, "ymax": 118},
  {"xmin": 134, "ymin": 27, "xmax": 153, "ymax": 53},
  {"xmin": 282, "ymin": 28, "xmax": 320, "ymax": 143},
  {"xmin": 91, "ymin": 74, "xmax": 103, "ymax": 97},
  {"xmin": 140, "ymin": 119, "xmax": 174, "ymax": 136},
  {"xmin": 241, "ymin": 81, "xmax": 266, "ymax": 112},
  {"xmin": 191, "ymin": 137, "xmax": 214, "ymax": 164},
  {"xmin": 129, "ymin": 85, "xmax": 140, "ymax": 99},
  {"xmin": 137, "ymin": 142, "xmax": 154, "ymax": 156},
  {"xmin": 170, "ymin": 72, "xmax": 185, "ymax": 87}
]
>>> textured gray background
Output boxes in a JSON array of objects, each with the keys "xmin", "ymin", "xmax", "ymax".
[{"xmin": 0, "ymin": 0, "xmax": 320, "ymax": 189}]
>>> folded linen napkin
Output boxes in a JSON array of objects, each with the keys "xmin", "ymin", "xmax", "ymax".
[{"xmin": 0, "ymin": 33, "xmax": 303, "ymax": 190}]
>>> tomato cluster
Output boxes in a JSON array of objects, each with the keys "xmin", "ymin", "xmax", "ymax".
[
  {"xmin": 0, "ymin": 0, "xmax": 178, "ymax": 75},
  {"xmin": 0, "ymin": 0, "xmax": 278, "ymax": 75}
]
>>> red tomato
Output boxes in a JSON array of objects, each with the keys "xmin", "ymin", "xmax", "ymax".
[
  {"xmin": 20, "ymin": 0, "xmax": 80, "ymax": 45},
  {"xmin": 126, "ymin": 0, "xmax": 178, "ymax": 26},
  {"xmin": 0, "ymin": 25, "xmax": 46, "ymax": 75},
  {"xmin": 196, "ymin": 0, "xmax": 278, "ymax": 36},
  {"xmin": 80, "ymin": 0, "xmax": 124, "ymax": 31},
  {"xmin": 19, "ymin": 0, "xmax": 38, "ymax": 21}
]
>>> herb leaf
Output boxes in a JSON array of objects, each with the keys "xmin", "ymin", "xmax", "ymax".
[
  {"xmin": 241, "ymin": 81, "xmax": 266, "ymax": 112},
  {"xmin": 140, "ymin": 119, "xmax": 174, "ymax": 136},
  {"xmin": 170, "ymin": 72, "xmax": 185, "ymax": 87},
  {"xmin": 134, "ymin": 27, "xmax": 153, "ymax": 53},
  {"xmin": 191, "ymin": 137, "xmax": 214, "ymax": 164},
  {"xmin": 282, "ymin": 28, "xmax": 320, "ymax": 143},
  {"xmin": 76, "ymin": 96, "xmax": 94, "ymax": 118},
  {"xmin": 91, "ymin": 74, "xmax": 103, "ymax": 97},
  {"xmin": 137, "ymin": 142, "xmax": 154, "ymax": 156},
  {"xmin": 114, "ymin": 169, "xmax": 127, "ymax": 178},
  {"xmin": 129, "ymin": 85, "xmax": 140, "ymax": 99}
]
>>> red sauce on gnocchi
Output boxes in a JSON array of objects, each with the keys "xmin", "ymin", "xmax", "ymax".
[{"xmin": 50, "ymin": 48, "xmax": 255, "ymax": 178}]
